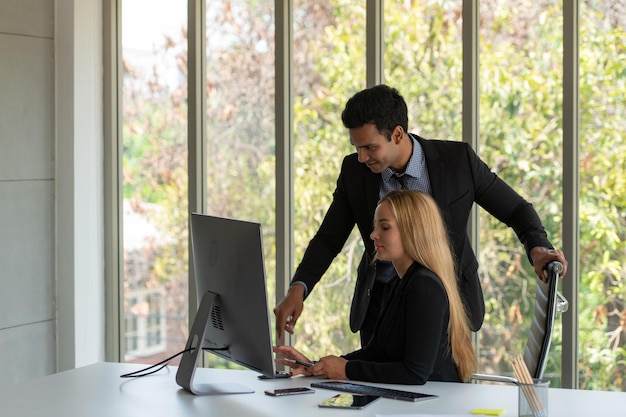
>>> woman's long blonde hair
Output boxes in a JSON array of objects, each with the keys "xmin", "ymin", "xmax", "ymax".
[{"xmin": 378, "ymin": 190, "xmax": 477, "ymax": 381}]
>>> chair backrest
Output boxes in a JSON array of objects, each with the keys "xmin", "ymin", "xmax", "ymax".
[{"xmin": 522, "ymin": 261, "xmax": 568, "ymax": 379}]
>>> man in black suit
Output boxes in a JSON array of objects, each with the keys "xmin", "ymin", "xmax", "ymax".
[{"xmin": 274, "ymin": 84, "xmax": 568, "ymax": 346}]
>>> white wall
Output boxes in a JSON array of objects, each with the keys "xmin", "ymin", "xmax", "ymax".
[
  {"xmin": 0, "ymin": 0, "xmax": 105, "ymax": 388},
  {"xmin": 0, "ymin": 0, "xmax": 57, "ymax": 389}
]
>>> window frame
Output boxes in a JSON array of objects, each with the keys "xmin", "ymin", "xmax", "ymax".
[{"xmin": 103, "ymin": 0, "xmax": 580, "ymax": 388}]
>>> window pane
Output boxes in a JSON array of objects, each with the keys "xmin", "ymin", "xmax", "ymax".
[
  {"xmin": 204, "ymin": 0, "xmax": 276, "ymax": 368},
  {"xmin": 478, "ymin": 0, "xmax": 564, "ymax": 385},
  {"xmin": 578, "ymin": 2, "xmax": 626, "ymax": 392},
  {"xmin": 292, "ymin": 0, "xmax": 366, "ymax": 358},
  {"xmin": 384, "ymin": 0, "xmax": 463, "ymax": 140},
  {"xmin": 121, "ymin": 0, "xmax": 188, "ymax": 364}
]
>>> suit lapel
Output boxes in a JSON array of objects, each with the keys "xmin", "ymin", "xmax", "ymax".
[
  {"xmin": 365, "ymin": 168, "xmax": 380, "ymax": 219},
  {"xmin": 416, "ymin": 136, "xmax": 446, "ymax": 208}
]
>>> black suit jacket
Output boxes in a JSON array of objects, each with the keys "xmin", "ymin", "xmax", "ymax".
[
  {"xmin": 342, "ymin": 262, "xmax": 459, "ymax": 384},
  {"xmin": 292, "ymin": 135, "xmax": 552, "ymax": 331}
]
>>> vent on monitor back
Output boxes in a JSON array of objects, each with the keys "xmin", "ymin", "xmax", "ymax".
[{"xmin": 210, "ymin": 305, "xmax": 225, "ymax": 331}]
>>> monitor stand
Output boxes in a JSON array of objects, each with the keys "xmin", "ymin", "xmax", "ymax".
[{"xmin": 175, "ymin": 291, "xmax": 254, "ymax": 395}]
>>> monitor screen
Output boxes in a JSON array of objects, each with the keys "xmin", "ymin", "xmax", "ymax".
[{"xmin": 176, "ymin": 213, "xmax": 278, "ymax": 395}]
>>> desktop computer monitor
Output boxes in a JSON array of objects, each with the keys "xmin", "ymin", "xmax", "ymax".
[{"xmin": 176, "ymin": 213, "xmax": 279, "ymax": 395}]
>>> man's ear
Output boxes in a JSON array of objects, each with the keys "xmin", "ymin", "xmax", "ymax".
[{"xmin": 392, "ymin": 125, "xmax": 405, "ymax": 143}]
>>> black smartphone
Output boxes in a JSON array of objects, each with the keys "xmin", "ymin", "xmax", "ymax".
[
  {"xmin": 318, "ymin": 393, "xmax": 380, "ymax": 409},
  {"xmin": 264, "ymin": 387, "xmax": 316, "ymax": 396},
  {"xmin": 257, "ymin": 371, "xmax": 291, "ymax": 380}
]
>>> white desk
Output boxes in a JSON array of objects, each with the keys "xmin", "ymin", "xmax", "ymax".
[{"xmin": 0, "ymin": 362, "xmax": 623, "ymax": 417}]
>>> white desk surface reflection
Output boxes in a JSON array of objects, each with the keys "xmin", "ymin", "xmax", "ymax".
[{"xmin": 0, "ymin": 362, "xmax": 623, "ymax": 417}]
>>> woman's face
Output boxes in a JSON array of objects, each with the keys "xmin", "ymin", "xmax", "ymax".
[{"xmin": 370, "ymin": 201, "xmax": 407, "ymax": 264}]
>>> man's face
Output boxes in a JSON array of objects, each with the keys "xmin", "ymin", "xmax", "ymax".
[{"xmin": 349, "ymin": 123, "xmax": 404, "ymax": 174}]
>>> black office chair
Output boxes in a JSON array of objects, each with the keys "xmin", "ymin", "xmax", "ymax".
[{"xmin": 473, "ymin": 261, "xmax": 568, "ymax": 383}]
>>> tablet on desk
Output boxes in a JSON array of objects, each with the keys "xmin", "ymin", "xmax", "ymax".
[{"xmin": 318, "ymin": 393, "xmax": 380, "ymax": 409}]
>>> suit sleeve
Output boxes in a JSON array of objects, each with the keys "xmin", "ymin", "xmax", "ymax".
[
  {"xmin": 291, "ymin": 156, "xmax": 358, "ymax": 297},
  {"xmin": 465, "ymin": 145, "xmax": 553, "ymax": 261}
]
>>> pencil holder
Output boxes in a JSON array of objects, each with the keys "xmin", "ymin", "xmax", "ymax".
[{"xmin": 518, "ymin": 379, "xmax": 549, "ymax": 417}]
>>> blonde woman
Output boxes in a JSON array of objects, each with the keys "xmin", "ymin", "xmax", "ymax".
[{"xmin": 274, "ymin": 190, "xmax": 477, "ymax": 384}]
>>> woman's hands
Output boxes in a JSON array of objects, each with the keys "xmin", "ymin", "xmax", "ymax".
[
  {"xmin": 313, "ymin": 355, "xmax": 348, "ymax": 380},
  {"xmin": 273, "ymin": 346, "xmax": 348, "ymax": 380},
  {"xmin": 273, "ymin": 345, "xmax": 313, "ymax": 376}
]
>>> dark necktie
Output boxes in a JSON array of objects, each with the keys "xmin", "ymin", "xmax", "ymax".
[{"xmin": 396, "ymin": 175, "xmax": 409, "ymax": 189}]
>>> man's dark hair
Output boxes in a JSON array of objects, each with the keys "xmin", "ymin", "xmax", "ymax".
[{"xmin": 341, "ymin": 84, "xmax": 409, "ymax": 140}]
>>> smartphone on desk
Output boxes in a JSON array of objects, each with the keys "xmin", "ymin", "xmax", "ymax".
[
  {"xmin": 318, "ymin": 393, "xmax": 380, "ymax": 409},
  {"xmin": 258, "ymin": 371, "xmax": 291, "ymax": 380},
  {"xmin": 265, "ymin": 387, "xmax": 315, "ymax": 396}
]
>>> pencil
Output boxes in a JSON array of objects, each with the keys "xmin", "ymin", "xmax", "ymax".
[
  {"xmin": 510, "ymin": 355, "xmax": 546, "ymax": 417},
  {"xmin": 511, "ymin": 356, "xmax": 542, "ymax": 412}
]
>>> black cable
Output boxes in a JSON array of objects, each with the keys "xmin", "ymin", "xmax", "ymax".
[{"xmin": 120, "ymin": 347, "xmax": 193, "ymax": 378}]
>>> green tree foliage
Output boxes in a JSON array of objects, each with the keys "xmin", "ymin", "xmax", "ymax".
[
  {"xmin": 122, "ymin": 35, "xmax": 190, "ymax": 348},
  {"xmin": 477, "ymin": 3, "xmax": 568, "ymax": 382},
  {"xmin": 576, "ymin": 4, "xmax": 626, "ymax": 389},
  {"xmin": 291, "ymin": 0, "xmax": 368, "ymax": 357}
]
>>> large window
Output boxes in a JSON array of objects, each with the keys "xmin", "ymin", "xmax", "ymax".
[
  {"xmin": 202, "ymin": 0, "xmax": 276, "ymax": 368},
  {"xmin": 121, "ymin": 0, "xmax": 189, "ymax": 364},
  {"xmin": 110, "ymin": 0, "xmax": 626, "ymax": 391},
  {"xmin": 577, "ymin": 1, "xmax": 625, "ymax": 391},
  {"xmin": 478, "ymin": 0, "xmax": 565, "ymax": 384},
  {"xmin": 291, "ymin": 0, "xmax": 367, "ymax": 359}
]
